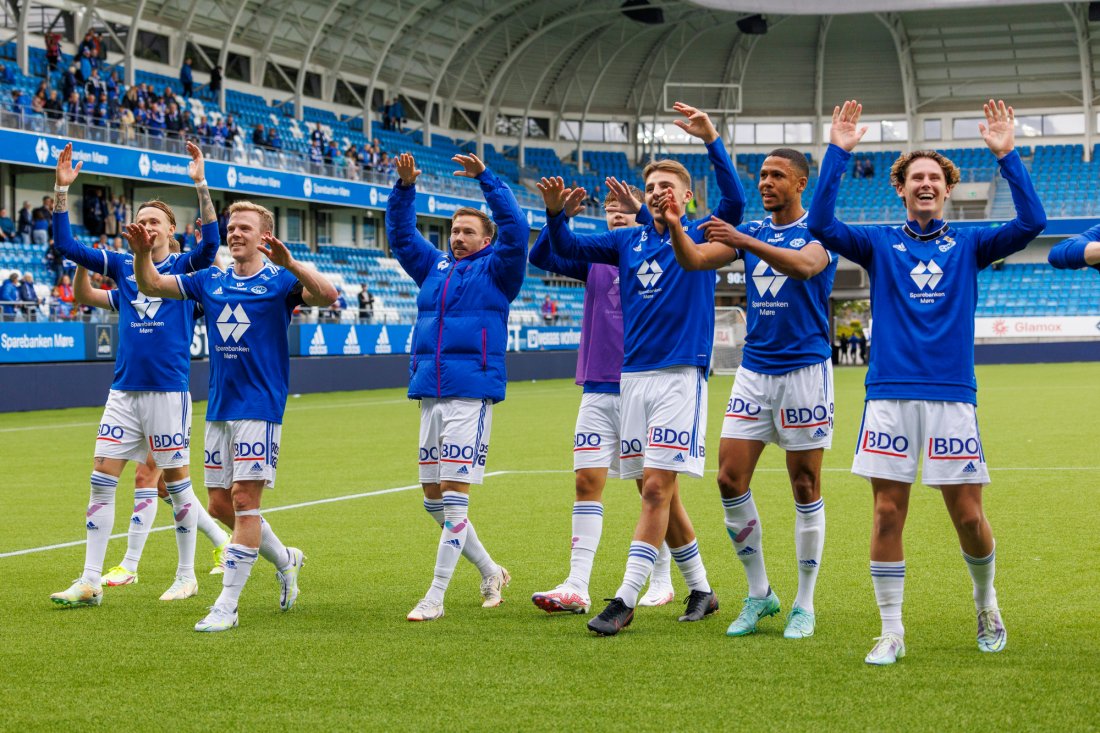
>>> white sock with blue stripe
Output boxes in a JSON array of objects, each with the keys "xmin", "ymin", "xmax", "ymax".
[
  {"xmin": 670, "ymin": 539, "xmax": 711, "ymax": 593},
  {"xmin": 651, "ymin": 542, "xmax": 673, "ymax": 585},
  {"xmin": 215, "ymin": 544, "xmax": 258, "ymax": 612},
  {"xmin": 426, "ymin": 491, "xmax": 470, "ymax": 603},
  {"xmin": 424, "ymin": 496, "xmax": 498, "ymax": 579},
  {"xmin": 870, "ymin": 560, "xmax": 905, "ymax": 636},
  {"xmin": 259, "ymin": 517, "xmax": 292, "ymax": 572},
  {"xmin": 121, "ymin": 488, "xmax": 160, "ymax": 573},
  {"xmin": 963, "ymin": 545, "xmax": 997, "ymax": 611},
  {"xmin": 722, "ymin": 490, "xmax": 770, "ymax": 598},
  {"xmin": 166, "ymin": 478, "xmax": 199, "ymax": 579},
  {"xmin": 83, "ymin": 471, "xmax": 119, "ymax": 586},
  {"xmin": 615, "ymin": 541, "xmax": 659, "ymax": 608},
  {"xmin": 566, "ymin": 501, "xmax": 603, "ymax": 594},
  {"xmin": 794, "ymin": 498, "xmax": 825, "ymax": 613}
]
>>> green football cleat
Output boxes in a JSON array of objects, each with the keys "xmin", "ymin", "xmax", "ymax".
[
  {"xmin": 50, "ymin": 579, "xmax": 103, "ymax": 608},
  {"xmin": 977, "ymin": 608, "xmax": 1007, "ymax": 653},
  {"xmin": 865, "ymin": 633, "xmax": 906, "ymax": 665},
  {"xmin": 726, "ymin": 590, "xmax": 781, "ymax": 636},
  {"xmin": 783, "ymin": 606, "xmax": 816, "ymax": 639}
]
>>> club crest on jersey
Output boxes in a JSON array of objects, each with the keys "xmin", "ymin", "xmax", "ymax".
[
  {"xmin": 788, "ymin": 238, "xmax": 807, "ymax": 249},
  {"xmin": 250, "ymin": 285, "xmax": 267, "ymax": 294},
  {"xmin": 436, "ymin": 259, "xmax": 450, "ymax": 270},
  {"xmin": 752, "ymin": 260, "xmax": 787, "ymax": 298},
  {"xmin": 938, "ymin": 236, "xmax": 957, "ymax": 253}
]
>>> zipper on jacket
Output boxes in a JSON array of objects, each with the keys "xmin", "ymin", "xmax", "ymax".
[
  {"xmin": 481, "ymin": 328, "xmax": 487, "ymax": 370},
  {"xmin": 436, "ymin": 264, "xmax": 456, "ymax": 397}
]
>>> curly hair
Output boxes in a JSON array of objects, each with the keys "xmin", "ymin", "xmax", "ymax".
[{"xmin": 889, "ymin": 150, "xmax": 961, "ymax": 189}]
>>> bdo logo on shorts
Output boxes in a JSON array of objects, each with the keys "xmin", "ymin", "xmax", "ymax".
[
  {"xmin": 234, "ymin": 441, "xmax": 267, "ymax": 460},
  {"xmin": 780, "ymin": 404, "xmax": 833, "ymax": 429},
  {"xmin": 927, "ymin": 437, "xmax": 982, "ymax": 460},
  {"xmin": 620, "ymin": 438, "xmax": 644, "ymax": 458},
  {"xmin": 574, "ymin": 433, "xmax": 602, "ymax": 451},
  {"xmin": 861, "ymin": 430, "xmax": 910, "ymax": 457},
  {"xmin": 649, "ymin": 427, "xmax": 691, "ymax": 449},
  {"xmin": 725, "ymin": 398, "xmax": 761, "ymax": 420},
  {"xmin": 151, "ymin": 432, "xmax": 189, "ymax": 450},
  {"xmin": 97, "ymin": 424, "xmax": 125, "ymax": 442},
  {"xmin": 204, "ymin": 450, "xmax": 222, "ymax": 467}
]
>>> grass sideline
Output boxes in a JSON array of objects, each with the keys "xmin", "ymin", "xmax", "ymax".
[{"xmin": 1, "ymin": 363, "xmax": 1097, "ymax": 731}]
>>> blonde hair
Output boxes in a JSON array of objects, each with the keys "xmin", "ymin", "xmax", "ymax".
[
  {"xmin": 135, "ymin": 199, "xmax": 176, "ymax": 228},
  {"xmin": 642, "ymin": 159, "xmax": 692, "ymax": 189},
  {"xmin": 452, "ymin": 207, "xmax": 496, "ymax": 240},
  {"xmin": 890, "ymin": 151, "xmax": 961, "ymax": 189},
  {"xmin": 228, "ymin": 201, "xmax": 275, "ymax": 234}
]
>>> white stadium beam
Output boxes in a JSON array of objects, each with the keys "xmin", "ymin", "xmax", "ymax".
[
  {"xmin": 363, "ymin": 0, "xmax": 437, "ymax": 134},
  {"xmin": 293, "ymin": 0, "xmax": 343, "ymax": 116},
  {"xmin": 123, "ymin": 0, "xmax": 149, "ymax": 87},
  {"xmin": 1066, "ymin": 2, "xmax": 1094, "ymax": 162}
]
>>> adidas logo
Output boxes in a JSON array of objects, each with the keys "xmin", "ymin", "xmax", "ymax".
[
  {"xmin": 86, "ymin": 521, "xmax": 98, "ymax": 530},
  {"xmin": 737, "ymin": 546, "xmax": 757, "ymax": 556},
  {"xmin": 444, "ymin": 539, "xmax": 461, "ymax": 548},
  {"xmin": 225, "ymin": 560, "xmax": 236, "ymax": 570},
  {"xmin": 216, "ymin": 303, "xmax": 250, "ymax": 342},
  {"xmin": 176, "ymin": 526, "xmax": 191, "ymax": 534},
  {"xmin": 963, "ymin": 461, "xmax": 977, "ymax": 474},
  {"xmin": 251, "ymin": 462, "xmax": 263, "ymax": 472},
  {"xmin": 752, "ymin": 259, "xmax": 787, "ymax": 297},
  {"xmin": 172, "ymin": 451, "xmax": 183, "ymax": 460},
  {"xmin": 375, "ymin": 326, "xmax": 392, "ymax": 354},
  {"xmin": 308, "ymin": 326, "xmax": 327, "ymax": 355},
  {"xmin": 812, "ymin": 427, "xmax": 828, "ymax": 439},
  {"xmin": 213, "ymin": 287, "xmax": 223, "ymax": 295},
  {"xmin": 131, "ymin": 516, "xmax": 143, "ymax": 525},
  {"xmin": 799, "ymin": 559, "xmax": 819, "ymax": 568},
  {"xmin": 457, "ymin": 465, "xmax": 469, "ymax": 475},
  {"xmin": 343, "ymin": 327, "xmax": 361, "ymax": 355},
  {"xmin": 673, "ymin": 453, "xmax": 686, "ymax": 463}
]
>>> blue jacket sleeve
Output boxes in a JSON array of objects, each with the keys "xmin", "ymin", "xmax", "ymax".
[
  {"xmin": 179, "ymin": 221, "xmax": 221, "ymax": 273},
  {"xmin": 529, "ymin": 226, "xmax": 590, "ymax": 282},
  {"xmin": 807, "ymin": 144, "xmax": 875, "ymax": 269},
  {"xmin": 479, "ymin": 168, "xmax": 528, "ymax": 301},
  {"xmin": 972, "ymin": 150, "xmax": 1047, "ymax": 269},
  {"xmin": 51, "ymin": 211, "xmax": 110, "ymax": 274},
  {"xmin": 1049, "ymin": 223, "xmax": 1100, "ymax": 271},
  {"xmin": 385, "ymin": 182, "xmax": 441, "ymax": 287},
  {"xmin": 546, "ymin": 210, "xmax": 621, "ymax": 266},
  {"xmin": 706, "ymin": 137, "xmax": 746, "ymax": 226},
  {"xmin": 635, "ymin": 205, "xmax": 653, "ymax": 227}
]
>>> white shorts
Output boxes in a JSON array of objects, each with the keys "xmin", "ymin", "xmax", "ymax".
[
  {"xmin": 418, "ymin": 398, "xmax": 492, "ymax": 485},
  {"xmin": 573, "ymin": 392, "xmax": 621, "ymax": 477},
  {"xmin": 721, "ymin": 360, "xmax": 833, "ymax": 450},
  {"xmin": 203, "ymin": 420, "xmax": 282, "ymax": 489},
  {"xmin": 619, "ymin": 367, "xmax": 707, "ymax": 480},
  {"xmin": 95, "ymin": 389, "xmax": 192, "ymax": 468},
  {"xmin": 852, "ymin": 400, "xmax": 990, "ymax": 487}
]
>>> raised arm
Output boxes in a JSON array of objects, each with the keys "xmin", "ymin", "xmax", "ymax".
[
  {"xmin": 529, "ymin": 188, "xmax": 590, "ymax": 281},
  {"xmin": 179, "ymin": 141, "xmax": 221, "ymax": 272},
  {"xmin": 973, "ymin": 99, "xmax": 1046, "ymax": 268},
  {"xmin": 73, "ymin": 265, "xmax": 113, "ymax": 309},
  {"xmin": 657, "ymin": 194, "xmax": 737, "ymax": 271},
  {"xmin": 259, "ymin": 233, "xmax": 338, "ymax": 307},
  {"xmin": 454, "ymin": 154, "xmax": 528, "ymax": 298},
  {"xmin": 385, "ymin": 153, "xmax": 442, "ymax": 286},
  {"xmin": 1049, "ymin": 223, "xmax": 1100, "ymax": 270},
  {"xmin": 806, "ymin": 101, "xmax": 874, "ymax": 268},
  {"xmin": 128, "ymin": 223, "xmax": 184, "ymax": 299},
  {"xmin": 701, "ymin": 217, "xmax": 831, "ymax": 280},
  {"xmin": 52, "ymin": 143, "xmax": 110, "ymax": 273},
  {"xmin": 672, "ymin": 102, "xmax": 745, "ymax": 225},
  {"xmin": 539, "ymin": 177, "xmax": 620, "ymax": 266}
]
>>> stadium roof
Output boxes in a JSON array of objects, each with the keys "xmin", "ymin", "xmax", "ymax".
[{"xmin": 82, "ymin": 1, "xmax": 1095, "ymax": 126}]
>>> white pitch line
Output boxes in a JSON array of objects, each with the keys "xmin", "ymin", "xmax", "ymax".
[
  {"xmin": 0, "ymin": 421, "xmax": 98, "ymax": 433},
  {"xmin": 0, "ymin": 471, "xmax": 511, "ymax": 560}
]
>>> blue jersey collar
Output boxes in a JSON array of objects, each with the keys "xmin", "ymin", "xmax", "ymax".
[{"xmin": 903, "ymin": 218, "xmax": 948, "ymax": 241}]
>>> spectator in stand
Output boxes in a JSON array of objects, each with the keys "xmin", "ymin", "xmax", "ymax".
[
  {"xmin": 111, "ymin": 236, "xmax": 125, "ymax": 252},
  {"xmin": 118, "ymin": 105, "xmax": 135, "ymax": 141},
  {"xmin": 175, "ymin": 223, "xmax": 197, "ymax": 252},
  {"xmin": 853, "ymin": 158, "xmax": 864, "ymax": 179},
  {"xmin": 122, "ymin": 85, "xmax": 139, "ymax": 109},
  {"xmin": 105, "ymin": 196, "xmax": 120, "ymax": 236},
  {"xmin": 31, "ymin": 197, "xmax": 52, "ymax": 245},
  {"xmin": 377, "ymin": 152, "xmax": 394, "ymax": 175},
  {"xmin": 324, "ymin": 140, "xmax": 339, "ymax": 166},
  {"xmin": 165, "ymin": 100, "xmax": 182, "ymax": 139},
  {"xmin": 180, "ymin": 57, "xmax": 194, "ymax": 98},
  {"xmin": 18, "ymin": 273, "xmax": 42, "ymax": 320},
  {"xmin": 31, "ymin": 90, "xmax": 47, "ymax": 117},
  {"xmin": 0, "ymin": 208, "xmax": 14, "ymax": 241},
  {"xmin": 106, "ymin": 71, "xmax": 121, "ymax": 111},
  {"xmin": 217, "ymin": 205, "xmax": 230, "ymax": 244},
  {"xmin": 62, "ymin": 65, "xmax": 79, "ymax": 100},
  {"xmin": 344, "ymin": 146, "xmax": 360, "ymax": 180},
  {"xmin": 84, "ymin": 67, "xmax": 105, "ymax": 99},
  {"xmin": 45, "ymin": 31, "xmax": 62, "ymax": 72},
  {"xmin": 251, "ymin": 123, "xmax": 266, "ymax": 147},
  {"xmin": 10, "ymin": 88, "xmax": 32, "ymax": 118},
  {"xmin": 94, "ymin": 92, "xmax": 110, "ymax": 133},
  {"xmin": 147, "ymin": 100, "xmax": 166, "ymax": 142},
  {"xmin": 65, "ymin": 90, "xmax": 83, "ymax": 125},
  {"xmin": 358, "ymin": 284, "xmax": 375, "ymax": 323},
  {"xmin": 266, "ymin": 126, "xmax": 282, "ymax": 150},
  {"xmin": 310, "ymin": 122, "xmax": 326, "ymax": 150},
  {"xmin": 212, "ymin": 117, "xmax": 229, "ymax": 149},
  {"xmin": 540, "ymin": 294, "xmax": 557, "ymax": 325},
  {"xmin": 1, "ymin": 273, "xmax": 19, "ymax": 319},
  {"xmin": 84, "ymin": 190, "xmax": 107, "ymax": 237},
  {"xmin": 79, "ymin": 48, "xmax": 92, "ymax": 84},
  {"xmin": 0, "ymin": 62, "xmax": 14, "ymax": 84},
  {"xmin": 52, "ymin": 274, "xmax": 75, "ymax": 319},
  {"xmin": 17, "ymin": 202, "xmax": 33, "ymax": 244},
  {"xmin": 209, "ymin": 65, "xmax": 222, "ymax": 100},
  {"xmin": 113, "ymin": 196, "xmax": 128, "ymax": 235},
  {"xmin": 92, "ymin": 31, "xmax": 105, "ymax": 64},
  {"xmin": 193, "ymin": 114, "xmax": 211, "ymax": 144},
  {"xmin": 45, "ymin": 238, "xmax": 61, "ymax": 283},
  {"xmin": 225, "ymin": 114, "xmax": 240, "ymax": 143},
  {"xmin": 391, "ymin": 97, "xmax": 405, "ymax": 132},
  {"xmin": 381, "ymin": 98, "xmax": 394, "ymax": 131},
  {"xmin": 94, "ymin": 234, "xmax": 109, "ymax": 250},
  {"xmin": 132, "ymin": 98, "xmax": 148, "ymax": 134},
  {"xmin": 309, "ymin": 140, "xmax": 324, "ymax": 173},
  {"xmin": 44, "ymin": 89, "xmax": 63, "ymax": 120},
  {"xmin": 863, "ymin": 157, "xmax": 875, "ymax": 178},
  {"xmin": 180, "ymin": 109, "xmax": 195, "ymax": 139}
]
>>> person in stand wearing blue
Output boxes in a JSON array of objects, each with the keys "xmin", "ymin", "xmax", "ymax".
[
  {"xmin": 542, "ymin": 102, "xmax": 746, "ymax": 636},
  {"xmin": 179, "ymin": 57, "xmax": 194, "ymax": 98},
  {"xmin": 48, "ymin": 141, "xmax": 223, "ymax": 608},
  {"xmin": 132, "ymin": 200, "xmax": 337, "ymax": 632},
  {"xmin": 807, "ymin": 99, "xmax": 1046, "ymax": 665},
  {"xmin": 387, "ymin": 150, "xmax": 526, "ymax": 622},
  {"xmin": 0, "ymin": 272, "xmax": 19, "ymax": 319}
]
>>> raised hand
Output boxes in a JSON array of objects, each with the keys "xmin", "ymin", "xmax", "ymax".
[
  {"xmin": 396, "ymin": 153, "xmax": 421, "ymax": 185},
  {"xmin": 672, "ymin": 102, "xmax": 718, "ymax": 144},
  {"xmin": 452, "ymin": 153, "xmax": 486, "ymax": 178},
  {"xmin": 536, "ymin": 176, "xmax": 568, "ymax": 216},
  {"xmin": 700, "ymin": 217, "xmax": 739, "ymax": 248},
  {"xmin": 563, "ymin": 187, "xmax": 587, "ymax": 218},
  {"xmin": 605, "ymin": 176, "xmax": 641, "ymax": 214},
  {"xmin": 55, "ymin": 143, "xmax": 82, "ymax": 187},
  {"xmin": 830, "ymin": 100, "xmax": 868, "ymax": 152},
  {"xmin": 258, "ymin": 233, "xmax": 293, "ymax": 267},
  {"xmin": 655, "ymin": 190, "xmax": 683, "ymax": 224},
  {"xmin": 979, "ymin": 99, "xmax": 1015, "ymax": 158},
  {"xmin": 185, "ymin": 140, "xmax": 205, "ymax": 182},
  {"xmin": 122, "ymin": 222, "xmax": 153, "ymax": 253}
]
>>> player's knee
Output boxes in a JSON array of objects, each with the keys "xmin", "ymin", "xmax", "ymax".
[
  {"xmin": 574, "ymin": 470, "xmax": 604, "ymax": 501},
  {"xmin": 207, "ymin": 493, "xmax": 233, "ymax": 523},
  {"xmin": 639, "ymin": 477, "xmax": 672, "ymax": 508},
  {"xmin": 953, "ymin": 505, "xmax": 986, "ymax": 537},
  {"xmin": 133, "ymin": 463, "xmax": 157, "ymax": 487},
  {"xmin": 873, "ymin": 500, "xmax": 906, "ymax": 535},
  {"xmin": 716, "ymin": 466, "xmax": 748, "ymax": 498},
  {"xmin": 230, "ymin": 491, "xmax": 259, "ymax": 514},
  {"xmin": 789, "ymin": 470, "xmax": 819, "ymax": 504}
]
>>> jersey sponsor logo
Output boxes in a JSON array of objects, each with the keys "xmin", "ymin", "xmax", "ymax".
[
  {"xmin": 234, "ymin": 441, "xmax": 267, "ymax": 459},
  {"xmin": 927, "ymin": 436, "xmax": 982, "ymax": 460},
  {"xmin": 131, "ymin": 293, "xmax": 163, "ymax": 319},
  {"xmin": 636, "ymin": 259, "xmax": 663, "ymax": 289},
  {"xmin": 151, "ymin": 432, "xmax": 189, "ymax": 450},
  {"xmin": 861, "ymin": 430, "xmax": 910, "ymax": 457},
  {"xmin": 752, "ymin": 260, "xmax": 787, "ymax": 298},
  {"xmin": 308, "ymin": 326, "xmax": 327, "ymax": 355},
  {"xmin": 725, "ymin": 397, "xmax": 761, "ymax": 420},
  {"xmin": 204, "ymin": 449, "xmax": 222, "ymax": 467},
  {"xmin": 97, "ymin": 423, "xmax": 125, "ymax": 442},
  {"xmin": 375, "ymin": 326, "xmax": 392, "ymax": 354},
  {"xmin": 419, "ymin": 447, "xmax": 439, "ymax": 464},
  {"xmin": 780, "ymin": 405, "xmax": 832, "ymax": 429},
  {"xmin": 216, "ymin": 303, "xmax": 250, "ymax": 342},
  {"xmin": 343, "ymin": 327, "xmax": 361, "ymax": 355},
  {"xmin": 574, "ymin": 432, "xmax": 602, "ymax": 452},
  {"xmin": 440, "ymin": 443, "xmax": 487, "ymax": 467},
  {"xmin": 910, "ymin": 260, "xmax": 943, "ymax": 290},
  {"xmin": 250, "ymin": 285, "xmax": 267, "ymax": 294},
  {"xmin": 649, "ymin": 427, "xmax": 691, "ymax": 450},
  {"xmin": 620, "ymin": 438, "xmax": 644, "ymax": 458}
]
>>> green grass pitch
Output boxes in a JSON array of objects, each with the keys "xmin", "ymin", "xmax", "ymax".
[{"xmin": 1, "ymin": 363, "xmax": 1097, "ymax": 731}]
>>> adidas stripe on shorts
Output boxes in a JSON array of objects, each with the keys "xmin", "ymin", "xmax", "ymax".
[
  {"xmin": 852, "ymin": 399, "xmax": 990, "ymax": 487},
  {"xmin": 95, "ymin": 389, "xmax": 192, "ymax": 468},
  {"xmin": 619, "ymin": 366, "xmax": 707, "ymax": 480},
  {"xmin": 721, "ymin": 359, "xmax": 833, "ymax": 450},
  {"xmin": 203, "ymin": 419, "xmax": 281, "ymax": 489},
  {"xmin": 573, "ymin": 392, "xmax": 622, "ymax": 477},
  {"xmin": 418, "ymin": 397, "xmax": 492, "ymax": 485}
]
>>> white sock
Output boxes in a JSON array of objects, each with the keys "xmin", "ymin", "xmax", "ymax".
[
  {"xmin": 214, "ymin": 544, "xmax": 257, "ymax": 612},
  {"xmin": 565, "ymin": 501, "xmax": 603, "ymax": 594},
  {"xmin": 259, "ymin": 517, "xmax": 291, "ymax": 572},
  {"xmin": 82, "ymin": 471, "xmax": 118, "ymax": 586},
  {"xmin": 166, "ymin": 478, "xmax": 199, "ymax": 579},
  {"xmin": 196, "ymin": 503, "xmax": 230, "ymax": 548},
  {"xmin": 426, "ymin": 491, "xmax": 469, "ymax": 603},
  {"xmin": 963, "ymin": 545, "xmax": 998, "ymax": 611},
  {"xmin": 722, "ymin": 490, "xmax": 770, "ymax": 597},
  {"xmin": 670, "ymin": 539, "xmax": 711, "ymax": 593},
  {"xmin": 870, "ymin": 560, "xmax": 905, "ymax": 637},
  {"xmin": 121, "ymin": 488, "xmax": 159, "ymax": 573},
  {"xmin": 651, "ymin": 542, "xmax": 673, "ymax": 586},
  {"xmin": 614, "ymin": 541, "xmax": 659, "ymax": 608},
  {"xmin": 160, "ymin": 495, "xmax": 173, "ymax": 507},
  {"xmin": 794, "ymin": 498, "xmax": 825, "ymax": 613},
  {"xmin": 425, "ymin": 496, "xmax": 497, "ymax": 578}
]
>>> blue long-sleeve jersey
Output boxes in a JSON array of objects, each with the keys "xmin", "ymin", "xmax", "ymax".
[
  {"xmin": 1049, "ymin": 223, "xmax": 1100, "ymax": 271},
  {"xmin": 546, "ymin": 137, "xmax": 745, "ymax": 374},
  {"xmin": 808, "ymin": 144, "xmax": 1046, "ymax": 404}
]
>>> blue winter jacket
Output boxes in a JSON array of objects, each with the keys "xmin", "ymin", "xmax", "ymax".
[{"xmin": 386, "ymin": 168, "xmax": 527, "ymax": 402}]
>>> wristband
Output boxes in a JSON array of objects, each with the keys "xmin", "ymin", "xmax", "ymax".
[
  {"xmin": 54, "ymin": 185, "xmax": 69, "ymax": 193},
  {"xmin": 195, "ymin": 178, "xmax": 208, "ymax": 187}
]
